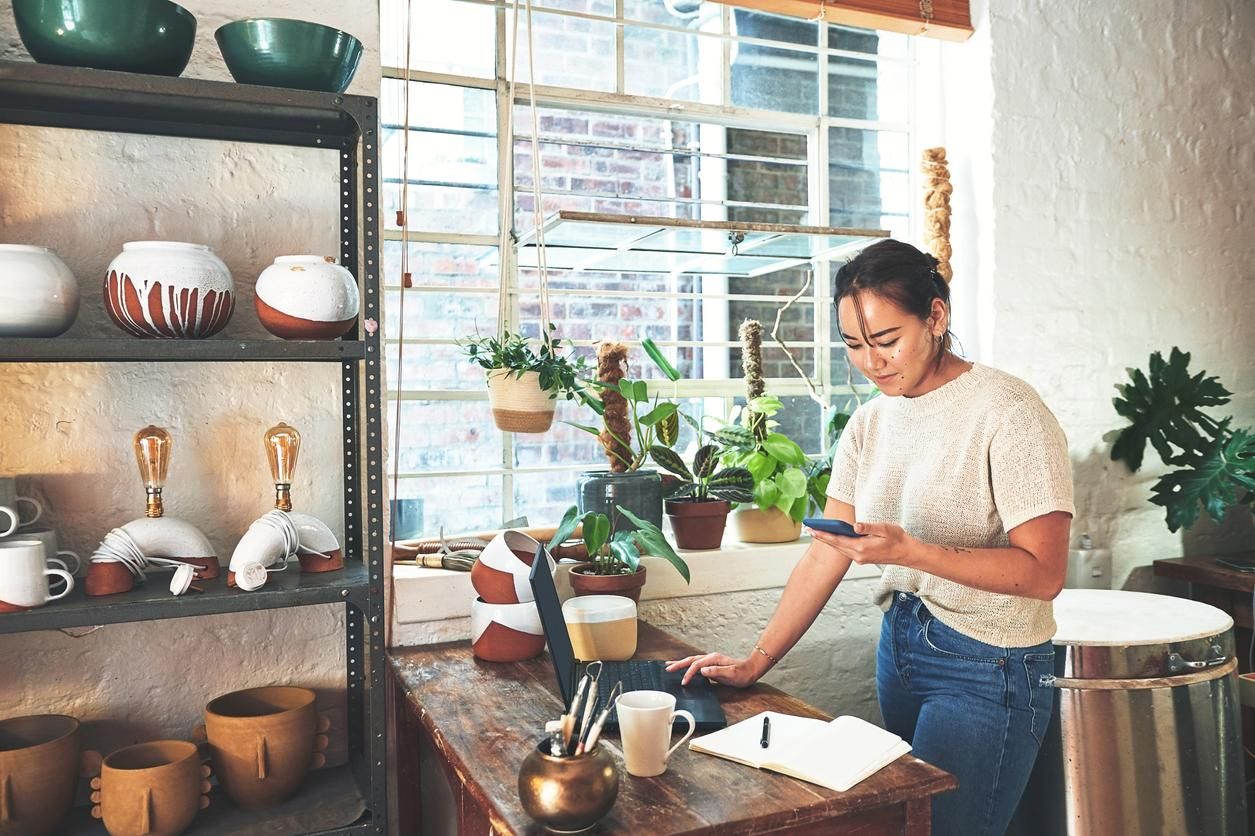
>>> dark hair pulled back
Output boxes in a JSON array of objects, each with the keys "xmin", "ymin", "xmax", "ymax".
[{"xmin": 834, "ymin": 239, "xmax": 953, "ymax": 365}]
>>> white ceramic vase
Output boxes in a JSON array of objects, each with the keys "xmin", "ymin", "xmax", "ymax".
[
  {"xmin": 0, "ymin": 244, "xmax": 80, "ymax": 337},
  {"xmin": 254, "ymin": 255, "xmax": 359, "ymax": 339},
  {"xmin": 104, "ymin": 241, "xmax": 235, "ymax": 339}
]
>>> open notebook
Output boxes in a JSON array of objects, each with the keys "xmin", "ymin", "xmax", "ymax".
[{"xmin": 688, "ymin": 711, "xmax": 911, "ymax": 793}]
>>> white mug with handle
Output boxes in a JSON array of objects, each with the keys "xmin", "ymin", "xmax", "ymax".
[
  {"xmin": 0, "ymin": 539, "xmax": 74, "ymax": 611},
  {"xmin": 17, "ymin": 526, "xmax": 82, "ymax": 576},
  {"xmin": 616, "ymin": 690, "xmax": 696, "ymax": 778},
  {"xmin": 0, "ymin": 477, "xmax": 43, "ymax": 537}
]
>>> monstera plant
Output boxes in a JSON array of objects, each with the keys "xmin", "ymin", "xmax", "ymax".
[{"xmin": 1110, "ymin": 348, "xmax": 1255, "ymax": 532}]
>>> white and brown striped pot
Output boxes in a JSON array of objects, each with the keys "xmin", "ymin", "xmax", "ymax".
[
  {"xmin": 103, "ymin": 242, "xmax": 234, "ymax": 339},
  {"xmin": 485, "ymin": 369, "xmax": 556, "ymax": 433}
]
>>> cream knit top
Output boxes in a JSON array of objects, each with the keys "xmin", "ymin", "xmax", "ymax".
[{"xmin": 827, "ymin": 363, "xmax": 1074, "ymax": 648}]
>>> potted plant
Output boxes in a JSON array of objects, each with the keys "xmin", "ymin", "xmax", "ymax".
[
  {"xmin": 548, "ymin": 504, "xmax": 689, "ymax": 602},
  {"xmin": 567, "ymin": 338, "xmax": 686, "ymax": 530},
  {"xmin": 1109, "ymin": 348, "xmax": 1255, "ymax": 532},
  {"xmin": 460, "ymin": 326, "xmax": 594, "ymax": 433},
  {"xmin": 715, "ymin": 397, "xmax": 811, "ymax": 543},
  {"xmin": 649, "ymin": 443, "xmax": 753, "ymax": 549}
]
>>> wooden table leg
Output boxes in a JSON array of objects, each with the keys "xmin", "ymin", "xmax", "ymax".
[
  {"xmin": 903, "ymin": 796, "xmax": 932, "ymax": 835},
  {"xmin": 391, "ymin": 673, "xmax": 422, "ymax": 836}
]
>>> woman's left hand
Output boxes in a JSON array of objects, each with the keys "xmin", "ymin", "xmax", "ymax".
[{"xmin": 806, "ymin": 522, "xmax": 917, "ymax": 567}]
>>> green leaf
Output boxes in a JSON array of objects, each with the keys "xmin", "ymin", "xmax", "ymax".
[
  {"xmin": 656, "ymin": 410, "xmax": 680, "ymax": 447},
  {"xmin": 628, "ymin": 529, "xmax": 690, "ymax": 584},
  {"xmin": 584, "ymin": 512, "xmax": 611, "ymax": 557},
  {"xmin": 788, "ymin": 494, "xmax": 809, "ymax": 523},
  {"xmin": 649, "ymin": 445, "xmax": 692, "ymax": 480},
  {"xmin": 1110, "ymin": 348, "xmax": 1231, "ymax": 472},
  {"xmin": 616, "ymin": 505, "xmax": 665, "ymax": 538},
  {"xmin": 633, "ymin": 380, "xmax": 649, "ymax": 403},
  {"xmin": 773, "ymin": 489, "xmax": 793, "ymax": 515},
  {"xmin": 1150, "ymin": 424, "xmax": 1255, "ymax": 532},
  {"xmin": 707, "ymin": 467, "xmax": 754, "ymax": 503},
  {"xmin": 608, "ymin": 538, "xmax": 640, "ymax": 573},
  {"xmin": 713, "ymin": 425, "xmax": 755, "ymax": 451},
  {"xmin": 562, "ymin": 420, "xmax": 604, "ymax": 437},
  {"xmin": 618, "ymin": 379, "xmax": 637, "ymax": 401},
  {"xmin": 548, "ymin": 505, "xmax": 582, "ymax": 550},
  {"xmin": 641, "ymin": 337, "xmax": 682, "ymax": 382},
  {"xmin": 747, "ymin": 395, "xmax": 783, "ymax": 416},
  {"xmin": 778, "ymin": 467, "xmax": 808, "ymax": 500},
  {"xmin": 692, "ymin": 444, "xmax": 718, "ymax": 480},
  {"xmin": 753, "ymin": 479, "xmax": 780, "ymax": 511},
  {"xmin": 746, "ymin": 451, "xmax": 775, "ymax": 483},
  {"xmin": 763, "ymin": 433, "xmax": 808, "ymax": 467},
  {"xmin": 640, "ymin": 401, "xmax": 678, "ymax": 427}
]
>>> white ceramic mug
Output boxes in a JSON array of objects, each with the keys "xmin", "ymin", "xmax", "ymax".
[
  {"xmin": 615, "ymin": 690, "xmax": 696, "ymax": 778},
  {"xmin": 0, "ymin": 477, "xmax": 42, "ymax": 537},
  {"xmin": 17, "ymin": 526, "xmax": 82, "ymax": 576},
  {"xmin": 0, "ymin": 539, "xmax": 74, "ymax": 609}
]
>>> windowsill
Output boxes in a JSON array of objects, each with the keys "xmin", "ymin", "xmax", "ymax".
[{"xmin": 392, "ymin": 534, "xmax": 881, "ymax": 625}]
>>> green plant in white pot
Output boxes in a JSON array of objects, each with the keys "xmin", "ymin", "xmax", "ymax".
[{"xmin": 460, "ymin": 327, "xmax": 595, "ymax": 434}]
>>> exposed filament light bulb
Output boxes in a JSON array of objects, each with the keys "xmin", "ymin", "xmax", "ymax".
[
  {"xmin": 133, "ymin": 425, "xmax": 172, "ymax": 518},
  {"xmin": 264, "ymin": 422, "xmax": 301, "ymax": 511}
]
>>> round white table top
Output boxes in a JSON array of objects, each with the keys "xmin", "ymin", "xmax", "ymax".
[{"xmin": 1052, "ymin": 588, "xmax": 1233, "ymax": 646}]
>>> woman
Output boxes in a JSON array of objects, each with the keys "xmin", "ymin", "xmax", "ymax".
[{"xmin": 667, "ymin": 239, "xmax": 1073, "ymax": 836}]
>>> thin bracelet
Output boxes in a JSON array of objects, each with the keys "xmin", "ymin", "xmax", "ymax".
[{"xmin": 753, "ymin": 644, "xmax": 780, "ymax": 665}]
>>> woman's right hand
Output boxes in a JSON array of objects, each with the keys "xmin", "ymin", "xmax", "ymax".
[{"xmin": 665, "ymin": 652, "xmax": 763, "ymax": 688}]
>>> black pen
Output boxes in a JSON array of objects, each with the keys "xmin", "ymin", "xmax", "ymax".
[{"xmin": 760, "ymin": 715, "xmax": 771, "ymax": 748}]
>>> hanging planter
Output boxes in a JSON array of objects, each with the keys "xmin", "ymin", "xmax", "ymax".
[{"xmin": 486, "ymin": 368, "xmax": 556, "ymax": 433}]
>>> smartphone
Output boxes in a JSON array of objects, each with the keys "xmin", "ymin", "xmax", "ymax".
[{"xmin": 801, "ymin": 517, "xmax": 864, "ymax": 537}]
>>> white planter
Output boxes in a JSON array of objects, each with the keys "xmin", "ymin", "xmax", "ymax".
[
  {"xmin": 486, "ymin": 369, "xmax": 557, "ymax": 433},
  {"xmin": 0, "ymin": 244, "xmax": 80, "ymax": 337},
  {"xmin": 104, "ymin": 241, "xmax": 235, "ymax": 339},
  {"xmin": 254, "ymin": 255, "xmax": 359, "ymax": 340}
]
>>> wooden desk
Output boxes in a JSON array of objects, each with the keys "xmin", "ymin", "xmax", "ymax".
[
  {"xmin": 1152, "ymin": 554, "xmax": 1255, "ymax": 646},
  {"xmin": 389, "ymin": 623, "xmax": 956, "ymax": 835}
]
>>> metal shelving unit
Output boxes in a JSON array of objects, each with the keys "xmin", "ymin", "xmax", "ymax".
[{"xmin": 0, "ymin": 60, "xmax": 387, "ymax": 835}]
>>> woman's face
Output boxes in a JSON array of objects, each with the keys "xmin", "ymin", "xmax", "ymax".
[{"xmin": 837, "ymin": 291, "xmax": 946, "ymax": 397}]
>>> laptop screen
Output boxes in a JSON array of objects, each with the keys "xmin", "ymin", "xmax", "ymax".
[{"xmin": 528, "ymin": 544, "xmax": 577, "ymax": 708}]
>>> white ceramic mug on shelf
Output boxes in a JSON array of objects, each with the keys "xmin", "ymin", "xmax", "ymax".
[
  {"xmin": 0, "ymin": 477, "xmax": 43, "ymax": 537},
  {"xmin": 0, "ymin": 539, "xmax": 74, "ymax": 610},
  {"xmin": 17, "ymin": 526, "xmax": 82, "ymax": 576},
  {"xmin": 615, "ymin": 690, "xmax": 696, "ymax": 778}
]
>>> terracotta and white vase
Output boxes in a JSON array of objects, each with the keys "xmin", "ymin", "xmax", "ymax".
[
  {"xmin": 0, "ymin": 714, "xmax": 81, "ymax": 836},
  {"xmin": 471, "ymin": 597, "xmax": 545, "ymax": 662},
  {"xmin": 104, "ymin": 242, "xmax": 235, "ymax": 339},
  {"xmin": 0, "ymin": 245, "xmax": 80, "ymax": 337},
  {"xmin": 203, "ymin": 686, "xmax": 328, "ymax": 811},
  {"xmin": 470, "ymin": 530, "xmax": 551, "ymax": 605},
  {"xmin": 486, "ymin": 369, "xmax": 556, "ymax": 433},
  {"xmin": 91, "ymin": 740, "xmax": 209, "ymax": 836},
  {"xmin": 254, "ymin": 255, "xmax": 359, "ymax": 340}
]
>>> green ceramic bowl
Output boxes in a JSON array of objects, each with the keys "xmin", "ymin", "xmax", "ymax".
[
  {"xmin": 12, "ymin": 0, "xmax": 196, "ymax": 76},
  {"xmin": 215, "ymin": 18, "xmax": 363, "ymax": 94}
]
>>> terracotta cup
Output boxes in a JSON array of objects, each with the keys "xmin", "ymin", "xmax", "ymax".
[
  {"xmin": 0, "ymin": 714, "xmax": 80, "ymax": 836},
  {"xmin": 91, "ymin": 740, "xmax": 209, "ymax": 836},
  {"xmin": 203, "ymin": 686, "xmax": 328, "ymax": 810}
]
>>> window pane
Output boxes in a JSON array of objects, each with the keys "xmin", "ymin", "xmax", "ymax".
[
  {"xmin": 382, "ymin": 80, "xmax": 496, "ymax": 133},
  {"xmin": 624, "ymin": 26, "xmax": 722, "ymax": 105},
  {"xmin": 829, "ymin": 127, "xmax": 907, "ymax": 230},
  {"xmin": 384, "ymin": 183, "xmax": 499, "ymax": 235},
  {"xmin": 623, "ymin": 0, "xmax": 717, "ymax": 27},
  {"xmin": 392, "ymin": 473, "xmax": 504, "ymax": 536},
  {"xmin": 828, "ymin": 25, "xmax": 909, "ymax": 58},
  {"xmin": 382, "ymin": 242, "xmax": 498, "ymax": 290},
  {"xmin": 732, "ymin": 10, "xmax": 817, "ymax": 47},
  {"xmin": 730, "ymin": 394, "xmax": 825, "ymax": 455},
  {"xmin": 380, "ymin": 0, "xmax": 494, "ymax": 77},
  {"xmin": 386, "ymin": 342, "xmax": 491, "ymax": 391},
  {"xmin": 507, "ymin": 10, "xmax": 616, "ymax": 92},
  {"xmin": 514, "ymin": 397, "xmax": 710, "ymax": 468},
  {"xmin": 515, "ymin": 475, "xmax": 579, "ymax": 530},
  {"xmin": 730, "ymin": 44, "xmax": 818, "ymax": 114},
  {"xmin": 534, "ymin": 0, "xmax": 614, "ymax": 15},
  {"xmin": 829, "ymin": 55, "xmax": 908, "ymax": 124},
  {"xmin": 389, "ymin": 401, "xmax": 502, "ymax": 473}
]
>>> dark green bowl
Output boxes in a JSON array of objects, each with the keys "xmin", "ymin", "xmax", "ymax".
[
  {"xmin": 215, "ymin": 18, "xmax": 363, "ymax": 94},
  {"xmin": 12, "ymin": 0, "xmax": 196, "ymax": 76}
]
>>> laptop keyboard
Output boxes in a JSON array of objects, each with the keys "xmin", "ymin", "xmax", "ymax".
[{"xmin": 590, "ymin": 660, "xmax": 665, "ymax": 703}]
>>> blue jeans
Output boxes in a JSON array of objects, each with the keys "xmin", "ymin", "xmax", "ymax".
[{"xmin": 877, "ymin": 592, "xmax": 1055, "ymax": 836}]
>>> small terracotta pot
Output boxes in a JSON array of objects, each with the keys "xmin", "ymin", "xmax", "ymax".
[
  {"xmin": 92, "ymin": 740, "xmax": 208, "ymax": 836},
  {"xmin": 204, "ymin": 686, "xmax": 326, "ymax": 810},
  {"xmin": 732, "ymin": 507, "xmax": 802, "ymax": 544},
  {"xmin": 569, "ymin": 564, "xmax": 646, "ymax": 603},
  {"xmin": 665, "ymin": 499, "xmax": 730, "ymax": 550},
  {"xmin": 471, "ymin": 597, "xmax": 545, "ymax": 662},
  {"xmin": 0, "ymin": 714, "xmax": 80, "ymax": 836},
  {"xmin": 470, "ymin": 530, "xmax": 545, "ymax": 605}
]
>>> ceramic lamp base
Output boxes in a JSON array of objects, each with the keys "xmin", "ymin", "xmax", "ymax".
[{"xmin": 297, "ymin": 549, "xmax": 344, "ymax": 573}]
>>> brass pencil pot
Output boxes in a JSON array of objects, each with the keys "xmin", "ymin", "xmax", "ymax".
[{"xmin": 518, "ymin": 739, "xmax": 619, "ymax": 833}]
